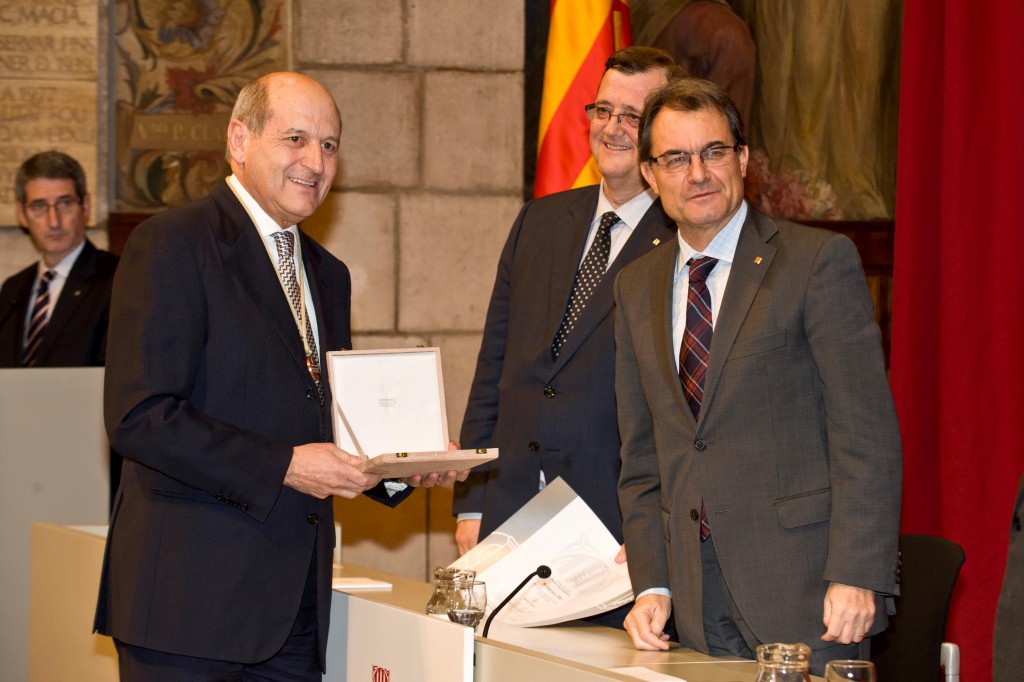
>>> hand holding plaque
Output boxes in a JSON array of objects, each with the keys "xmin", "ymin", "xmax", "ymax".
[{"xmin": 325, "ymin": 348, "xmax": 497, "ymax": 479}]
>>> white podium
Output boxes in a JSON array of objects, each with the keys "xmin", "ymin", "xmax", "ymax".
[
  {"xmin": 31, "ymin": 524, "xmax": 783, "ymax": 681},
  {"xmin": 1, "ymin": 368, "xmax": 110, "ymax": 682}
]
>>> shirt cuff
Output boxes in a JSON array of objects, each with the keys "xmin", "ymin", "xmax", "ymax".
[{"xmin": 384, "ymin": 480, "xmax": 408, "ymax": 496}]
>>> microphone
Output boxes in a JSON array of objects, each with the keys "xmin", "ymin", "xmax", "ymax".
[{"xmin": 481, "ymin": 565, "xmax": 552, "ymax": 638}]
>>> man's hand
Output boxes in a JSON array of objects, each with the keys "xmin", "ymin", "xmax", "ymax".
[
  {"xmin": 821, "ymin": 582, "xmax": 876, "ymax": 644},
  {"xmin": 284, "ymin": 443, "xmax": 383, "ymax": 499},
  {"xmin": 400, "ymin": 439, "xmax": 471, "ymax": 488},
  {"xmin": 455, "ymin": 518, "xmax": 481, "ymax": 555},
  {"xmin": 403, "ymin": 469, "xmax": 466, "ymax": 488},
  {"xmin": 615, "ymin": 544, "xmax": 627, "ymax": 564},
  {"xmin": 624, "ymin": 594, "xmax": 672, "ymax": 651}
]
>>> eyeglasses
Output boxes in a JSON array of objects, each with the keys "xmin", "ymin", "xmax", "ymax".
[
  {"xmin": 649, "ymin": 145, "xmax": 741, "ymax": 173},
  {"xmin": 585, "ymin": 104, "xmax": 641, "ymax": 129},
  {"xmin": 24, "ymin": 196, "xmax": 82, "ymax": 218}
]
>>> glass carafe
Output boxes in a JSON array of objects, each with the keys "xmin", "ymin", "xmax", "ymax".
[
  {"xmin": 425, "ymin": 567, "xmax": 476, "ymax": 619},
  {"xmin": 754, "ymin": 642, "xmax": 812, "ymax": 682}
]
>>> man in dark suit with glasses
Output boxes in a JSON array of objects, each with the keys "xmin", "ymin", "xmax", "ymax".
[{"xmin": 0, "ymin": 150, "xmax": 118, "ymax": 368}]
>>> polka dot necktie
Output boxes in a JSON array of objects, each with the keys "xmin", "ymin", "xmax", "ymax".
[{"xmin": 551, "ymin": 211, "xmax": 618, "ymax": 360}]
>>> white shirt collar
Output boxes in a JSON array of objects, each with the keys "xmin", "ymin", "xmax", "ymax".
[
  {"xmin": 597, "ymin": 182, "xmax": 656, "ymax": 228},
  {"xmin": 39, "ymin": 238, "xmax": 86, "ymax": 278},
  {"xmin": 676, "ymin": 200, "xmax": 748, "ymax": 271},
  {"xmin": 226, "ymin": 174, "xmax": 297, "ymax": 238}
]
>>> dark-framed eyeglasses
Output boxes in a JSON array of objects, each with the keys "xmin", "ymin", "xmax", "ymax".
[
  {"xmin": 585, "ymin": 103, "xmax": 641, "ymax": 129},
  {"xmin": 24, "ymin": 196, "xmax": 82, "ymax": 218},
  {"xmin": 649, "ymin": 145, "xmax": 742, "ymax": 173}
]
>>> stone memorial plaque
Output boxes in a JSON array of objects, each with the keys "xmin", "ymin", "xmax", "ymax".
[
  {"xmin": 0, "ymin": 0, "xmax": 98, "ymax": 227},
  {"xmin": 0, "ymin": 79, "xmax": 97, "ymax": 226},
  {"xmin": 0, "ymin": 1, "xmax": 98, "ymax": 80}
]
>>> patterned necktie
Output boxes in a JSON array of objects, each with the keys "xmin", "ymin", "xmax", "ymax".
[
  {"xmin": 679, "ymin": 257, "xmax": 718, "ymax": 417},
  {"xmin": 272, "ymin": 231, "xmax": 322, "ymax": 401},
  {"xmin": 679, "ymin": 256, "xmax": 718, "ymax": 542},
  {"xmin": 21, "ymin": 270, "xmax": 56, "ymax": 367},
  {"xmin": 551, "ymin": 211, "xmax": 618, "ymax": 359}
]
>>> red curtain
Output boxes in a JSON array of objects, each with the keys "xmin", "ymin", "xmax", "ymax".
[{"xmin": 891, "ymin": 0, "xmax": 1024, "ymax": 678}]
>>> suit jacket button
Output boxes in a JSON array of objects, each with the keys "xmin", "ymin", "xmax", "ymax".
[
  {"xmin": 215, "ymin": 492, "xmax": 226, "ymax": 502},
  {"xmin": 689, "ymin": 508, "xmax": 700, "ymax": 521},
  {"xmin": 307, "ymin": 513, "xmax": 319, "ymax": 524},
  {"xmin": 543, "ymin": 386, "xmax": 556, "ymax": 398},
  {"xmin": 239, "ymin": 503, "xmax": 248, "ymax": 512},
  {"xmin": 527, "ymin": 441, "xmax": 540, "ymax": 452},
  {"xmin": 694, "ymin": 438, "xmax": 707, "ymax": 451},
  {"xmin": 306, "ymin": 389, "xmax": 315, "ymax": 400}
]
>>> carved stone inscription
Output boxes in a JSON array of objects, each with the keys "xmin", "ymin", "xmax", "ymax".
[
  {"xmin": 0, "ymin": 81, "xmax": 96, "ymax": 225},
  {"xmin": 0, "ymin": 3, "xmax": 96, "ymax": 79},
  {"xmin": 0, "ymin": 0, "xmax": 97, "ymax": 226}
]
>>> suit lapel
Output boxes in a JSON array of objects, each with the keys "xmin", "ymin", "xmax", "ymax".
[
  {"xmin": 649, "ymin": 240, "xmax": 693, "ymax": 420},
  {"xmin": 699, "ymin": 211, "xmax": 777, "ymax": 423},
  {"xmin": 553, "ymin": 197, "xmax": 676, "ymax": 372},
  {"xmin": 298, "ymin": 230, "xmax": 334, "ymax": 359},
  {"xmin": 544, "ymin": 187, "xmax": 600, "ymax": 360},
  {"xmin": 212, "ymin": 183, "xmax": 310, "ymax": 372},
  {"xmin": 35, "ymin": 240, "xmax": 98, "ymax": 363},
  {"xmin": 0, "ymin": 267, "xmax": 36, "ymax": 363}
]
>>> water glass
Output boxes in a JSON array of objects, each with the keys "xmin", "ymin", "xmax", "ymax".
[
  {"xmin": 446, "ymin": 578, "xmax": 487, "ymax": 632},
  {"xmin": 824, "ymin": 660, "xmax": 876, "ymax": 681}
]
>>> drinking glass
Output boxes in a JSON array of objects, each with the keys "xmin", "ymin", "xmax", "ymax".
[
  {"xmin": 824, "ymin": 660, "xmax": 876, "ymax": 681},
  {"xmin": 446, "ymin": 579, "xmax": 487, "ymax": 632}
]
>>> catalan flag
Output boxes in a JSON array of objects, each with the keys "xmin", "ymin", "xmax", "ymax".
[{"xmin": 535, "ymin": 0, "xmax": 632, "ymax": 198}]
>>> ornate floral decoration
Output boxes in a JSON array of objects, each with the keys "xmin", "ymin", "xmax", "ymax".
[{"xmin": 113, "ymin": 0, "xmax": 289, "ymax": 211}]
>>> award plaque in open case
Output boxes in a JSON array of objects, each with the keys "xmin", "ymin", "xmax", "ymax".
[{"xmin": 325, "ymin": 347, "xmax": 498, "ymax": 477}]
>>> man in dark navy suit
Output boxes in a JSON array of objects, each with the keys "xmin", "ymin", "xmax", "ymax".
[
  {"xmin": 453, "ymin": 47, "xmax": 682, "ymax": 628},
  {"xmin": 94, "ymin": 72, "xmax": 464, "ymax": 680},
  {"xmin": 0, "ymin": 151, "xmax": 118, "ymax": 368},
  {"xmin": 0, "ymin": 151, "xmax": 123, "ymax": 510}
]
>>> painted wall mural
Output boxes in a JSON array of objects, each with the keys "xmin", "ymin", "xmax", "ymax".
[{"xmin": 113, "ymin": 0, "xmax": 290, "ymax": 212}]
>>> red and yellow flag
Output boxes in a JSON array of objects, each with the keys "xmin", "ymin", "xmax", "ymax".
[{"xmin": 535, "ymin": 0, "xmax": 632, "ymax": 198}]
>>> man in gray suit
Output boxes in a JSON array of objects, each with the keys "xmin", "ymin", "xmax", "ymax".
[
  {"xmin": 613, "ymin": 77, "xmax": 902, "ymax": 673},
  {"xmin": 453, "ymin": 47, "xmax": 681, "ymax": 566}
]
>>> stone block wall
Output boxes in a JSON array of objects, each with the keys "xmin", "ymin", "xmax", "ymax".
[
  {"xmin": 0, "ymin": 0, "xmax": 524, "ymax": 583},
  {"xmin": 297, "ymin": 0, "xmax": 526, "ymax": 579}
]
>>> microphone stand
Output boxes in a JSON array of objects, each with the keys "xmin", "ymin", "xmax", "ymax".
[{"xmin": 481, "ymin": 565, "xmax": 551, "ymax": 638}]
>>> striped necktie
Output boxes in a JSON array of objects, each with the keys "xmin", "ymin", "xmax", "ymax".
[
  {"xmin": 272, "ymin": 231, "xmax": 322, "ymax": 401},
  {"xmin": 679, "ymin": 256, "xmax": 718, "ymax": 541},
  {"xmin": 21, "ymin": 270, "xmax": 56, "ymax": 367}
]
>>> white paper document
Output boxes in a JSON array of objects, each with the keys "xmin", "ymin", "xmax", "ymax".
[{"xmin": 451, "ymin": 478, "xmax": 633, "ymax": 627}]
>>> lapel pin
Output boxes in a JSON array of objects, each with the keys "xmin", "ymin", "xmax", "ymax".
[
  {"xmin": 652, "ymin": 238, "xmax": 661, "ymax": 246},
  {"xmin": 753, "ymin": 256, "xmax": 762, "ymax": 265}
]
